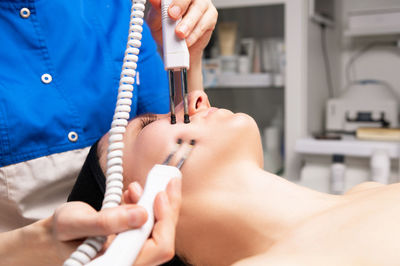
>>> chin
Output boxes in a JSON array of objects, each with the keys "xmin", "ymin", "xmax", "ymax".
[
  {"xmin": 186, "ymin": 112, "xmax": 262, "ymax": 174},
  {"xmin": 231, "ymin": 113, "xmax": 263, "ymax": 165},
  {"xmin": 232, "ymin": 113, "xmax": 259, "ymax": 132}
]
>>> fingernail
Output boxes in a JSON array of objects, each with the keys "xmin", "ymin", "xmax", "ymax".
[
  {"xmin": 178, "ymin": 24, "xmax": 189, "ymax": 36},
  {"xmin": 132, "ymin": 181, "xmax": 143, "ymax": 196},
  {"xmin": 169, "ymin": 5, "xmax": 181, "ymax": 18},
  {"xmin": 128, "ymin": 208, "xmax": 146, "ymax": 227}
]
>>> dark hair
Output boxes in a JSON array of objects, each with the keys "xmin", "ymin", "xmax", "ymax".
[
  {"xmin": 162, "ymin": 255, "xmax": 193, "ymax": 266},
  {"xmin": 67, "ymin": 140, "xmax": 106, "ymax": 210}
]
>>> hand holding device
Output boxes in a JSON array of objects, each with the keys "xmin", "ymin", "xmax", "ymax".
[
  {"xmin": 86, "ymin": 166, "xmax": 182, "ymax": 266},
  {"xmin": 86, "ymin": 139, "xmax": 194, "ymax": 266},
  {"xmin": 161, "ymin": 0, "xmax": 190, "ymax": 124}
]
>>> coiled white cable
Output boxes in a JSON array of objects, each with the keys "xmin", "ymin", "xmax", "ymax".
[{"xmin": 63, "ymin": 1, "xmax": 146, "ymax": 265}]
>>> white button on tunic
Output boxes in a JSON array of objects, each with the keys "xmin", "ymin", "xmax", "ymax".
[
  {"xmin": 68, "ymin": 131, "xmax": 79, "ymax": 142},
  {"xmin": 41, "ymin": 73, "xmax": 52, "ymax": 84},
  {"xmin": 20, "ymin": 8, "xmax": 30, "ymax": 18}
]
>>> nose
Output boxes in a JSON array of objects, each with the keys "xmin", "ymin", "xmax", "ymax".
[{"xmin": 175, "ymin": 90, "xmax": 211, "ymax": 116}]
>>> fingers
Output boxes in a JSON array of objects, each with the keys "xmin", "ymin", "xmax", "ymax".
[
  {"xmin": 123, "ymin": 181, "xmax": 143, "ymax": 204},
  {"xmin": 134, "ymin": 178, "xmax": 182, "ymax": 266},
  {"xmin": 147, "ymin": 0, "xmax": 194, "ymax": 39},
  {"xmin": 165, "ymin": 177, "xmax": 182, "ymax": 222},
  {"xmin": 149, "ymin": 0, "xmax": 191, "ymax": 17},
  {"xmin": 185, "ymin": 7, "xmax": 218, "ymax": 48},
  {"xmin": 53, "ymin": 202, "xmax": 148, "ymax": 241},
  {"xmin": 137, "ymin": 193, "xmax": 176, "ymax": 265},
  {"xmin": 146, "ymin": 0, "xmax": 217, "ymax": 55},
  {"xmin": 168, "ymin": 0, "xmax": 191, "ymax": 20},
  {"xmin": 148, "ymin": 0, "xmax": 190, "ymax": 20},
  {"xmin": 175, "ymin": 0, "xmax": 208, "ymax": 39}
]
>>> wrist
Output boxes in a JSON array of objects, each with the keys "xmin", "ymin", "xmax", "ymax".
[
  {"xmin": 25, "ymin": 218, "xmax": 62, "ymax": 265},
  {"xmin": 188, "ymin": 56, "xmax": 203, "ymax": 92},
  {"xmin": 189, "ymin": 50, "xmax": 203, "ymax": 66},
  {"xmin": 0, "ymin": 218, "xmax": 59, "ymax": 266}
]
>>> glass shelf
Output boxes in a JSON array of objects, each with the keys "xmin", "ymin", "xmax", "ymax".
[
  {"xmin": 212, "ymin": 0, "xmax": 285, "ymax": 9},
  {"xmin": 296, "ymin": 137, "xmax": 400, "ymax": 159},
  {"xmin": 204, "ymin": 73, "xmax": 282, "ymax": 89}
]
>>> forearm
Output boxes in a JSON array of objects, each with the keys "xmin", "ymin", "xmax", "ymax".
[
  {"xmin": 187, "ymin": 52, "xmax": 204, "ymax": 92},
  {"xmin": 0, "ymin": 218, "xmax": 64, "ymax": 266},
  {"xmin": 173, "ymin": 53, "xmax": 204, "ymax": 105}
]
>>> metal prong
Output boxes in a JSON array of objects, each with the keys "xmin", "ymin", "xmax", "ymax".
[
  {"xmin": 181, "ymin": 69, "xmax": 190, "ymax": 124},
  {"xmin": 168, "ymin": 70, "xmax": 176, "ymax": 124},
  {"xmin": 176, "ymin": 139, "xmax": 195, "ymax": 169},
  {"xmin": 163, "ymin": 139, "xmax": 183, "ymax": 165}
]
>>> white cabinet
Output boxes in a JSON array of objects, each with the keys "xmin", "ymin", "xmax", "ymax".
[{"xmin": 208, "ymin": 0, "xmax": 308, "ymax": 178}]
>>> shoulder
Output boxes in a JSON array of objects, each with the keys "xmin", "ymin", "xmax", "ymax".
[
  {"xmin": 344, "ymin": 182, "xmax": 385, "ymax": 195},
  {"xmin": 232, "ymin": 252, "xmax": 329, "ymax": 266}
]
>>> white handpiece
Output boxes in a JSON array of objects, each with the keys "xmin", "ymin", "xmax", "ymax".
[
  {"xmin": 87, "ymin": 165, "xmax": 182, "ymax": 266},
  {"xmin": 162, "ymin": 0, "xmax": 190, "ymax": 70}
]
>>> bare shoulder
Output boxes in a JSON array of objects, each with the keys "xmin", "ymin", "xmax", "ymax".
[
  {"xmin": 233, "ymin": 183, "xmax": 400, "ymax": 266},
  {"xmin": 344, "ymin": 181, "xmax": 385, "ymax": 195},
  {"xmin": 231, "ymin": 252, "xmax": 339, "ymax": 266},
  {"xmin": 231, "ymin": 253, "xmax": 297, "ymax": 266}
]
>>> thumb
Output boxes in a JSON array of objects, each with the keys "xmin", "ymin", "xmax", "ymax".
[{"xmin": 54, "ymin": 202, "xmax": 148, "ymax": 241}]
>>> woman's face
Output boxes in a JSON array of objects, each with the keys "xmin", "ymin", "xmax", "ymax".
[{"xmin": 99, "ymin": 90, "xmax": 263, "ymax": 189}]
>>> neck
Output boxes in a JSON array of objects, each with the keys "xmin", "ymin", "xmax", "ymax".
[{"xmin": 177, "ymin": 160, "xmax": 341, "ymax": 266}]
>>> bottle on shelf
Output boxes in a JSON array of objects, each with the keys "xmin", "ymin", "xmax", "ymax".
[
  {"xmin": 263, "ymin": 108, "xmax": 284, "ymax": 174},
  {"xmin": 263, "ymin": 126, "xmax": 283, "ymax": 174},
  {"xmin": 370, "ymin": 149, "xmax": 390, "ymax": 184},
  {"xmin": 238, "ymin": 44, "xmax": 251, "ymax": 74},
  {"xmin": 330, "ymin": 154, "xmax": 346, "ymax": 194}
]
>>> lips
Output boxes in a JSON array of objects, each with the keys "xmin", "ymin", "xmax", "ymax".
[
  {"xmin": 204, "ymin": 107, "xmax": 218, "ymax": 117},
  {"xmin": 190, "ymin": 107, "xmax": 219, "ymax": 121}
]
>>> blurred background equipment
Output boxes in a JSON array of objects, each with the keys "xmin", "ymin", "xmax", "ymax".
[
  {"xmin": 207, "ymin": 0, "xmax": 400, "ymax": 193},
  {"xmin": 326, "ymin": 80, "xmax": 399, "ymax": 133}
]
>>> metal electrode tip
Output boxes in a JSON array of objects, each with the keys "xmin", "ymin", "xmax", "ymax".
[
  {"xmin": 181, "ymin": 68, "xmax": 190, "ymax": 124},
  {"xmin": 184, "ymin": 114, "xmax": 190, "ymax": 124},
  {"xmin": 176, "ymin": 139, "xmax": 196, "ymax": 169},
  {"xmin": 163, "ymin": 138, "xmax": 184, "ymax": 165},
  {"xmin": 168, "ymin": 70, "xmax": 176, "ymax": 125},
  {"xmin": 171, "ymin": 114, "xmax": 177, "ymax": 124}
]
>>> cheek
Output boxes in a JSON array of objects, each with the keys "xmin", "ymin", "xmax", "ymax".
[
  {"xmin": 123, "ymin": 122, "xmax": 190, "ymax": 188},
  {"xmin": 182, "ymin": 114, "xmax": 260, "ymax": 173},
  {"xmin": 123, "ymin": 134, "xmax": 169, "ymax": 188},
  {"xmin": 136, "ymin": 126, "xmax": 172, "ymax": 164},
  {"xmin": 223, "ymin": 114, "xmax": 262, "ymax": 159}
]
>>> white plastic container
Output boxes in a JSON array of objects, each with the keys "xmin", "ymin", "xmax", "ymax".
[
  {"xmin": 370, "ymin": 149, "xmax": 390, "ymax": 184},
  {"xmin": 330, "ymin": 155, "xmax": 346, "ymax": 194},
  {"xmin": 263, "ymin": 126, "xmax": 282, "ymax": 174}
]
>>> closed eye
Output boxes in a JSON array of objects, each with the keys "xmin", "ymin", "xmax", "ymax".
[{"xmin": 139, "ymin": 114, "xmax": 158, "ymax": 129}]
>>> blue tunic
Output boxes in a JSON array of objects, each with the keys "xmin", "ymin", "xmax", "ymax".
[{"xmin": 0, "ymin": 0, "xmax": 169, "ymax": 166}]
